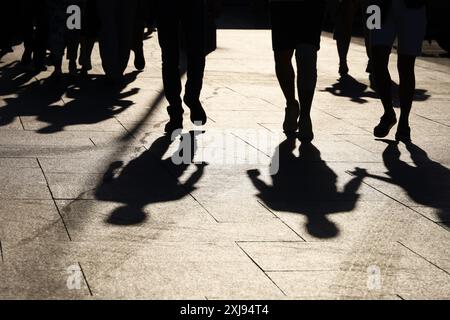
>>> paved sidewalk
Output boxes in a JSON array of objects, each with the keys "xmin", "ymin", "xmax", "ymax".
[{"xmin": 0, "ymin": 30, "xmax": 449, "ymax": 299}]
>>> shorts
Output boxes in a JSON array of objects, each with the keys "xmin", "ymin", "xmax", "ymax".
[
  {"xmin": 371, "ymin": 0, "xmax": 427, "ymax": 56},
  {"xmin": 270, "ymin": 0, "xmax": 326, "ymax": 51}
]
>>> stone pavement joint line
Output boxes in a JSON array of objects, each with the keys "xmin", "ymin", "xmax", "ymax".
[{"xmin": 0, "ymin": 30, "xmax": 449, "ymax": 299}]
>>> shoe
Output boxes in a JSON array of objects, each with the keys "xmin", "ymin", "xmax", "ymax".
[
  {"xmin": 374, "ymin": 112, "xmax": 397, "ymax": 138},
  {"xmin": 298, "ymin": 117, "xmax": 314, "ymax": 143},
  {"xmin": 339, "ymin": 62, "xmax": 349, "ymax": 76},
  {"xmin": 134, "ymin": 47, "xmax": 146, "ymax": 71},
  {"xmin": 283, "ymin": 101, "xmax": 300, "ymax": 136},
  {"xmin": 69, "ymin": 60, "xmax": 78, "ymax": 74},
  {"xmin": 184, "ymin": 96, "xmax": 207, "ymax": 126},
  {"xmin": 165, "ymin": 105, "xmax": 184, "ymax": 135},
  {"xmin": 395, "ymin": 125, "xmax": 411, "ymax": 143}
]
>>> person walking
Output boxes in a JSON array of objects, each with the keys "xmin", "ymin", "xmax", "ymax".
[
  {"xmin": 19, "ymin": 0, "xmax": 48, "ymax": 71},
  {"xmin": 269, "ymin": 0, "xmax": 326, "ymax": 142},
  {"xmin": 155, "ymin": 0, "xmax": 208, "ymax": 134},
  {"xmin": 334, "ymin": 0, "xmax": 373, "ymax": 78},
  {"xmin": 96, "ymin": 0, "xmax": 139, "ymax": 82},
  {"xmin": 371, "ymin": 0, "xmax": 427, "ymax": 143}
]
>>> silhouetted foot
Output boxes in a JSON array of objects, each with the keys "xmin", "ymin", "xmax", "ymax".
[
  {"xmin": 339, "ymin": 62, "xmax": 349, "ymax": 76},
  {"xmin": 184, "ymin": 96, "xmax": 207, "ymax": 126},
  {"xmin": 165, "ymin": 105, "xmax": 184, "ymax": 135},
  {"xmin": 69, "ymin": 60, "xmax": 78, "ymax": 74},
  {"xmin": 298, "ymin": 117, "xmax": 314, "ymax": 143},
  {"xmin": 134, "ymin": 47, "xmax": 146, "ymax": 71},
  {"xmin": 395, "ymin": 125, "xmax": 411, "ymax": 143},
  {"xmin": 374, "ymin": 111, "xmax": 397, "ymax": 138},
  {"xmin": 283, "ymin": 101, "xmax": 300, "ymax": 136}
]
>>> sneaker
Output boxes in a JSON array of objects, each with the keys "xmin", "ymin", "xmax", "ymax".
[
  {"xmin": 395, "ymin": 125, "xmax": 411, "ymax": 143},
  {"xmin": 298, "ymin": 117, "xmax": 314, "ymax": 143},
  {"xmin": 165, "ymin": 105, "xmax": 184, "ymax": 135},
  {"xmin": 134, "ymin": 47, "xmax": 146, "ymax": 71},
  {"xmin": 184, "ymin": 96, "xmax": 207, "ymax": 126},
  {"xmin": 374, "ymin": 112, "xmax": 397, "ymax": 138},
  {"xmin": 283, "ymin": 101, "xmax": 300, "ymax": 136}
]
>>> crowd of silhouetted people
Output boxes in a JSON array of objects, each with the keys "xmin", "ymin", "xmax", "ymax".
[{"xmin": 0, "ymin": 0, "xmax": 429, "ymax": 143}]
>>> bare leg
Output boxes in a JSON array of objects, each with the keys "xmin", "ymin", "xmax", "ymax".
[
  {"xmin": 296, "ymin": 44, "xmax": 318, "ymax": 142},
  {"xmin": 274, "ymin": 50, "xmax": 296, "ymax": 105},
  {"xmin": 372, "ymin": 45, "xmax": 398, "ymax": 138},
  {"xmin": 396, "ymin": 54, "xmax": 416, "ymax": 142},
  {"xmin": 397, "ymin": 54, "xmax": 416, "ymax": 128},
  {"xmin": 275, "ymin": 50, "xmax": 299, "ymax": 135}
]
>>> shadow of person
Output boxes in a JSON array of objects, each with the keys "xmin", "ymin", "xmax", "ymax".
[
  {"xmin": 247, "ymin": 138, "xmax": 366, "ymax": 239},
  {"xmin": 0, "ymin": 58, "xmax": 140, "ymax": 132},
  {"xmin": 36, "ymin": 72, "xmax": 140, "ymax": 133},
  {"xmin": 0, "ymin": 65, "xmax": 68, "ymax": 127},
  {"xmin": 322, "ymin": 74, "xmax": 378, "ymax": 104},
  {"xmin": 96, "ymin": 132, "xmax": 206, "ymax": 226},
  {"xmin": 364, "ymin": 140, "xmax": 450, "ymax": 228}
]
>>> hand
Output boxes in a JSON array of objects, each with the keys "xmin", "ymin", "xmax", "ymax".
[
  {"xmin": 247, "ymin": 169, "xmax": 261, "ymax": 178},
  {"xmin": 349, "ymin": 167, "xmax": 367, "ymax": 178}
]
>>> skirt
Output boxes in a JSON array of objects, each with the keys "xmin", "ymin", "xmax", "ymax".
[{"xmin": 270, "ymin": 0, "xmax": 326, "ymax": 51}]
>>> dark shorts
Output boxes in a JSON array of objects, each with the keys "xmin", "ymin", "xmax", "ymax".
[{"xmin": 270, "ymin": 1, "xmax": 326, "ymax": 51}]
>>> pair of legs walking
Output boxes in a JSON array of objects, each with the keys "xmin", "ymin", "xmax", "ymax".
[
  {"xmin": 156, "ymin": 0, "xmax": 207, "ymax": 134},
  {"xmin": 274, "ymin": 45, "xmax": 318, "ymax": 142},
  {"xmin": 334, "ymin": 0, "xmax": 372, "ymax": 76},
  {"xmin": 371, "ymin": 0, "xmax": 427, "ymax": 143},
  {"xmin": 270, "ymin": 0, "xmax": 325, "ymax": 142}
]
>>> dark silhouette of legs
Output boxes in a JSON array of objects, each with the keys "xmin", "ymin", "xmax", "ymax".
[
  {"xmin": 396, "ymin": 54, "xmax": 417, "ymax": 141},
  {"xmin": 156, "ymin": 0, "xmax": 207, "ymax": 133},
  {"xmin": 296, "ymin": 44, "xmax": 318, "ymax": 142},
  {"xmin": 372, "ymin": 45, "xmax": 397, "ymax": 138}
]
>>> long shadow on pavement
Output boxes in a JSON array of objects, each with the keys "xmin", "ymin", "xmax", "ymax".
[
  {"xmin": 364, "ymin": 140, "xmax": 450, "ymax": 228},
  {"xmin": 96, "ymin": 132, "xmax": 206, "ymax": 226},
  {"xmin": 248, "ymin": 138, "xmax": 366, "ymax": 239},
  {"xmin": 0, "ymin": 61, "xmax": 140, "ymax": 133}
]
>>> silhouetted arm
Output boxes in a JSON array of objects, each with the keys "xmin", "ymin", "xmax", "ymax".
[{"xmin": 247, "ymin": 169, "xmax": 269, "ymax": 194}]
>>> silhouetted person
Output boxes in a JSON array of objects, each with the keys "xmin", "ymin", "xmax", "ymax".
[
  {"xmin": 269, "ymin": 0, "xmax": 325, "ymax": 141},
  {"xmin": 248, "ymin": 139, "xmax": 366, "ymax": 239},
  {"xmin": 96, "ymin": 133, "xmax": 206, "ymax": 225},
  {"xmin": 156, "ymin": 0, "xmax": 208, "ymax": 134},
  {"xmin": 46, "ymin": 0, "xmax": 70, "ymax": 79},
  {"xmin": 0, "ymin": 1, "xmax": 18, "ymax": 55},
  {"xmin": 79, "ymin": 0, "xmax": 100, "ymax": 76},
  {"xmin": 356, "ymin": 140, "xmax": 450, "ymax": 229},
  {"xmin": 131, "ymin": 0, "xmax": 153, "ymax": 71},
  {"xmin": 334, "ymin": 0, "xmax": 372, "ymax": 78},
  {"xmin": 96, "ymin": 0, "xmax": 138, "ymax": 82},
  {"xmin": 371, "ymin": 0, "xmax": 427, "ymax": 143},
  {"xmin": 19, "ymin": 0, "xmax": 48, "ymax": 71}
]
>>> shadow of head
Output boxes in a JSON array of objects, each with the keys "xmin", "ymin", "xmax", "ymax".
[
  {"xmin": 307, "ymin": 215, "xmax": 340, "ymax": 239},
  {"xmin": 106, "ymin": 205, "xmax": 147, "ymax": 226}
]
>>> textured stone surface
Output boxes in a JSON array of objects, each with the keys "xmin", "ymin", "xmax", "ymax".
[{"xmin": 0, "ymin": 29, "xmax": 448, "ymax": 299}]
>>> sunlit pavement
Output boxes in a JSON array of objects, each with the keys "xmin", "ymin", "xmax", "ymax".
[{"xmin": 0, "ymin": 30, "xmax": 449, "ymax": 299}]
